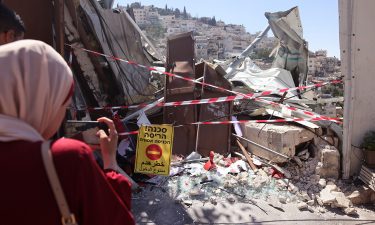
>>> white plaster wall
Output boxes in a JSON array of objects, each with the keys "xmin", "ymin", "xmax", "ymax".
[{"xmin": 340, "ymin": 0, "xmax": 375, "ymax": 178}]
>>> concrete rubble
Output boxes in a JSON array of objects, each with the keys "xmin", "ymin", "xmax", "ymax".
[
  {"xmin": 315, "ymin": 144, "xmax": 340, "ymax": 179},
  {"xmin": 240, "ymin": 123, "xmax": 317, "ymax": 163},
  {"xmin": 132, "ymin": 136, "xmax": 374, "ymax": 218},
  {"xmin": 6, "ymin": 0, "xmax": 375, "ymax": 223}
]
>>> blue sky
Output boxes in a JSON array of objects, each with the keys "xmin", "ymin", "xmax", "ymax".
[{"xmin": 114, "ymin": 0, "xmax": 340, "ymax": 58}]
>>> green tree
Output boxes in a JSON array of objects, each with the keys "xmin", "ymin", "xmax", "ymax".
[
  {"xmin": 174, "ymin": 8, "xmax": 181, "ymax": 18},
  {"xmin": 211, "ymin": 16, "xmax": 216, "ymax": 26},
  {"xmin": 130, "ymin": 2, "xmax": 141, "ymax": 8},
  {"xmin": 199, "ymin": 17, "xmax": 210, "ymax": 24},
  {"xmin": 183, "ymin": 6, "xmax": 187, "ymax": 19}
]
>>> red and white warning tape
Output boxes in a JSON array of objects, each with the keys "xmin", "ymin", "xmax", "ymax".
[
  {"xmin": 118, "ymin": 117, "xmax": 342, "ymax": 136},
  {"xmin": 85, "ymin": 96, "xmax": 331, "ymax": 122},
  {"xmin": 86, "ymin": 81, "xmax": 338, "ymax": 111},
  {"xmin": 88, "ymin": 103, "xmax": 150, "ymax": 110},
  {"xmin": 191, "ymin": 116, "xmax": 341, "ymax": 125},
  {"xmin": 66, "ymin": 44, "xmax": 341, "ymax": 102},
  {"xmin": 88, "ymin": 95, "xmax": 252, "ymax": 110},
  {"xmin": 66, "ymin": 44, "xmax": 342, "ymax": 122}
]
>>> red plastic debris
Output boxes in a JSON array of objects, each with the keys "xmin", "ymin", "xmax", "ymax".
[
  {"xmin": 204, "ymin": 151, "xmax": 217, "ymax": 171},
  {"xmin": 269, "ymin": 168, "xmax": 284, "ymax": 179}
]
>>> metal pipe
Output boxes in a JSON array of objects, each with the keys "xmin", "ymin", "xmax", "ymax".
[
  {"xmin": 225, "ymin": 25, "xmax": 271, "ymax": 78},
  {"xmin": 232, "ymin": 133, "xmax": 291, "ymax": 160}
]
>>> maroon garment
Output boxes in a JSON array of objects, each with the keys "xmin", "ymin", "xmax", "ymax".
[{"xmin": 0, "ymin": 138, "xmax": 135, "ymax": 225}]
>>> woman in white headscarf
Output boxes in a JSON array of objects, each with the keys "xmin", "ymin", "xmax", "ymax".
[{"xmin": 0, "ymin": 40, "xmax": 134, "ymax": 225}]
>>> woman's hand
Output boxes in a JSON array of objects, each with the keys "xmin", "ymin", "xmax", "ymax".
[{"xmin": 96, "ymin": 117, "xmax": 118, "ymax": 170}]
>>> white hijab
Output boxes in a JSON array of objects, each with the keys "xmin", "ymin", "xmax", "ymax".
[{"xmin": 0, "ymin": 40, "xmax": 73, "ymax": 142}]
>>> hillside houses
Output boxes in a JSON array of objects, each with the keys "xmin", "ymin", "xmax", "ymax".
[{"xmin": 121, "ymin": 4, "xmax": 277, "ymax": 60}]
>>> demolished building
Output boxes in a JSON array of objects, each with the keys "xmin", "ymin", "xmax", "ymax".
[{"xmin": 5, "ymin": 0, "xmax": 375, "ymax": 220}]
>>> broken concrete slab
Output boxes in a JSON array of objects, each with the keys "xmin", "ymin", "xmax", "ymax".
[
  {"xmin": 307, "ymin": 205, "xmax": 315, "ymax": 213},
  {"xmin": 331, "ymin": 191, "xmax": 351, "ymax": 208},
  {"xmin": 315, "ymin": 183, "xmax": 357, "ymax": 214},
  {"xmin": 343, "ymin": 207, "xmax": 357, "ymax": 216},
  {"xmin": 316, "ymin": 196, "xmax": 324, "ymax": 206},
  {"xmin": 307, "ymin": 200, "xmax": 315, "ymax": 206},
  {"xmin": 252, "ymin": 171, "xmax": 270, "ymax": 189},
  {"xmin": 347, "ymin": 190, "xmax": 362, "ymax": 204},
  {"xmin": 240, "ymin": 123, "xmax": 316, "ymax": 163},
  {"xmin": 316, "ymin": 164, "xmax": 339, "ymax": 180},
  {"xmin": 318, "ymin": 178, "xmax": 327, "ymax": 188},
  {"xmin": 299, "ymin": 192, "xmax": 311, "ymax": 202},
  {"xmin": 317, "ymin": 206, "xmax": 327, "ymax": 213},
  {"xmin": 324, "ymin": 184, "xmax": 338, "ymax": 192},
  {"xmin": 320, "ymin": 146, "xmax": 340, "ymax": 168},
  {"xmin": 346, "ymin": 186, "xmax": 375, "ymax": 205},
  {"xmin": 315, "ymin": 145, "xmax": 340, "ymax": 179},
  {"xmin": 297, "ymin": 202, "xmax": 308, "ymax": 210},
  {"xmin": 319, "ymin": 190, "xmax": 336, "ymax": 205}
]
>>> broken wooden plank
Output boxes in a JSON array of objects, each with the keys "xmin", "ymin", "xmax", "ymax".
[{"xmin": 236, "ymin": 138, "xmax": 258, "ymax": 172}]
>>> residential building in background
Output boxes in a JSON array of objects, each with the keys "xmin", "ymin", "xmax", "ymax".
[
  {"xmin": 123, "ymin": 2, "xmax": 339, "ymax": 81},
  {"xmin": 122, "ymin": 3, "xmax": 280, "ymax": 61},
  {"xmin": 308, "ymin": 50, "xmax": 341, "ymax": 78}
]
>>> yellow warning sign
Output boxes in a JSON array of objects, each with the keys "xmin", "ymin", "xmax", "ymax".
[{"xmin": 134, "ymin": 124, "xmax": 174, "ymax": 176}]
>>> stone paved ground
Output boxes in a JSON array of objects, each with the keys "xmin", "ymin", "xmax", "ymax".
[{"xmin": 132, "ymin": 187, "xmax": 375, "ymax": 225}]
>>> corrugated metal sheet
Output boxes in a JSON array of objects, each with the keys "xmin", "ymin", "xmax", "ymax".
[
  {"xmin": 80, "ymin": 0, "xmax": 156, "ymax": 105},
  {"xmin": 265, "ymin": 7, "xmax": 308, "ymax": 86}
]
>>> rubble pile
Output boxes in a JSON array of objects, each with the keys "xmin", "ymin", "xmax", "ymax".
[
  {"xmin": 282, "ymin": 138, "xmax": 361, "ymax": 215},
  {"xmin": 346, "ymin": 186, "xmax": 375, "ymax": 205},
  {"xmin": 135, "ymin": 156, "xmax": 291, "ymax": 207},
  {"xmin": 53, "ymin": 1, "xmax": 374, "ymax": 219},
  {"xmin": 132, "ymin": 129, "xmax": 375, "ymax": 217}
]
